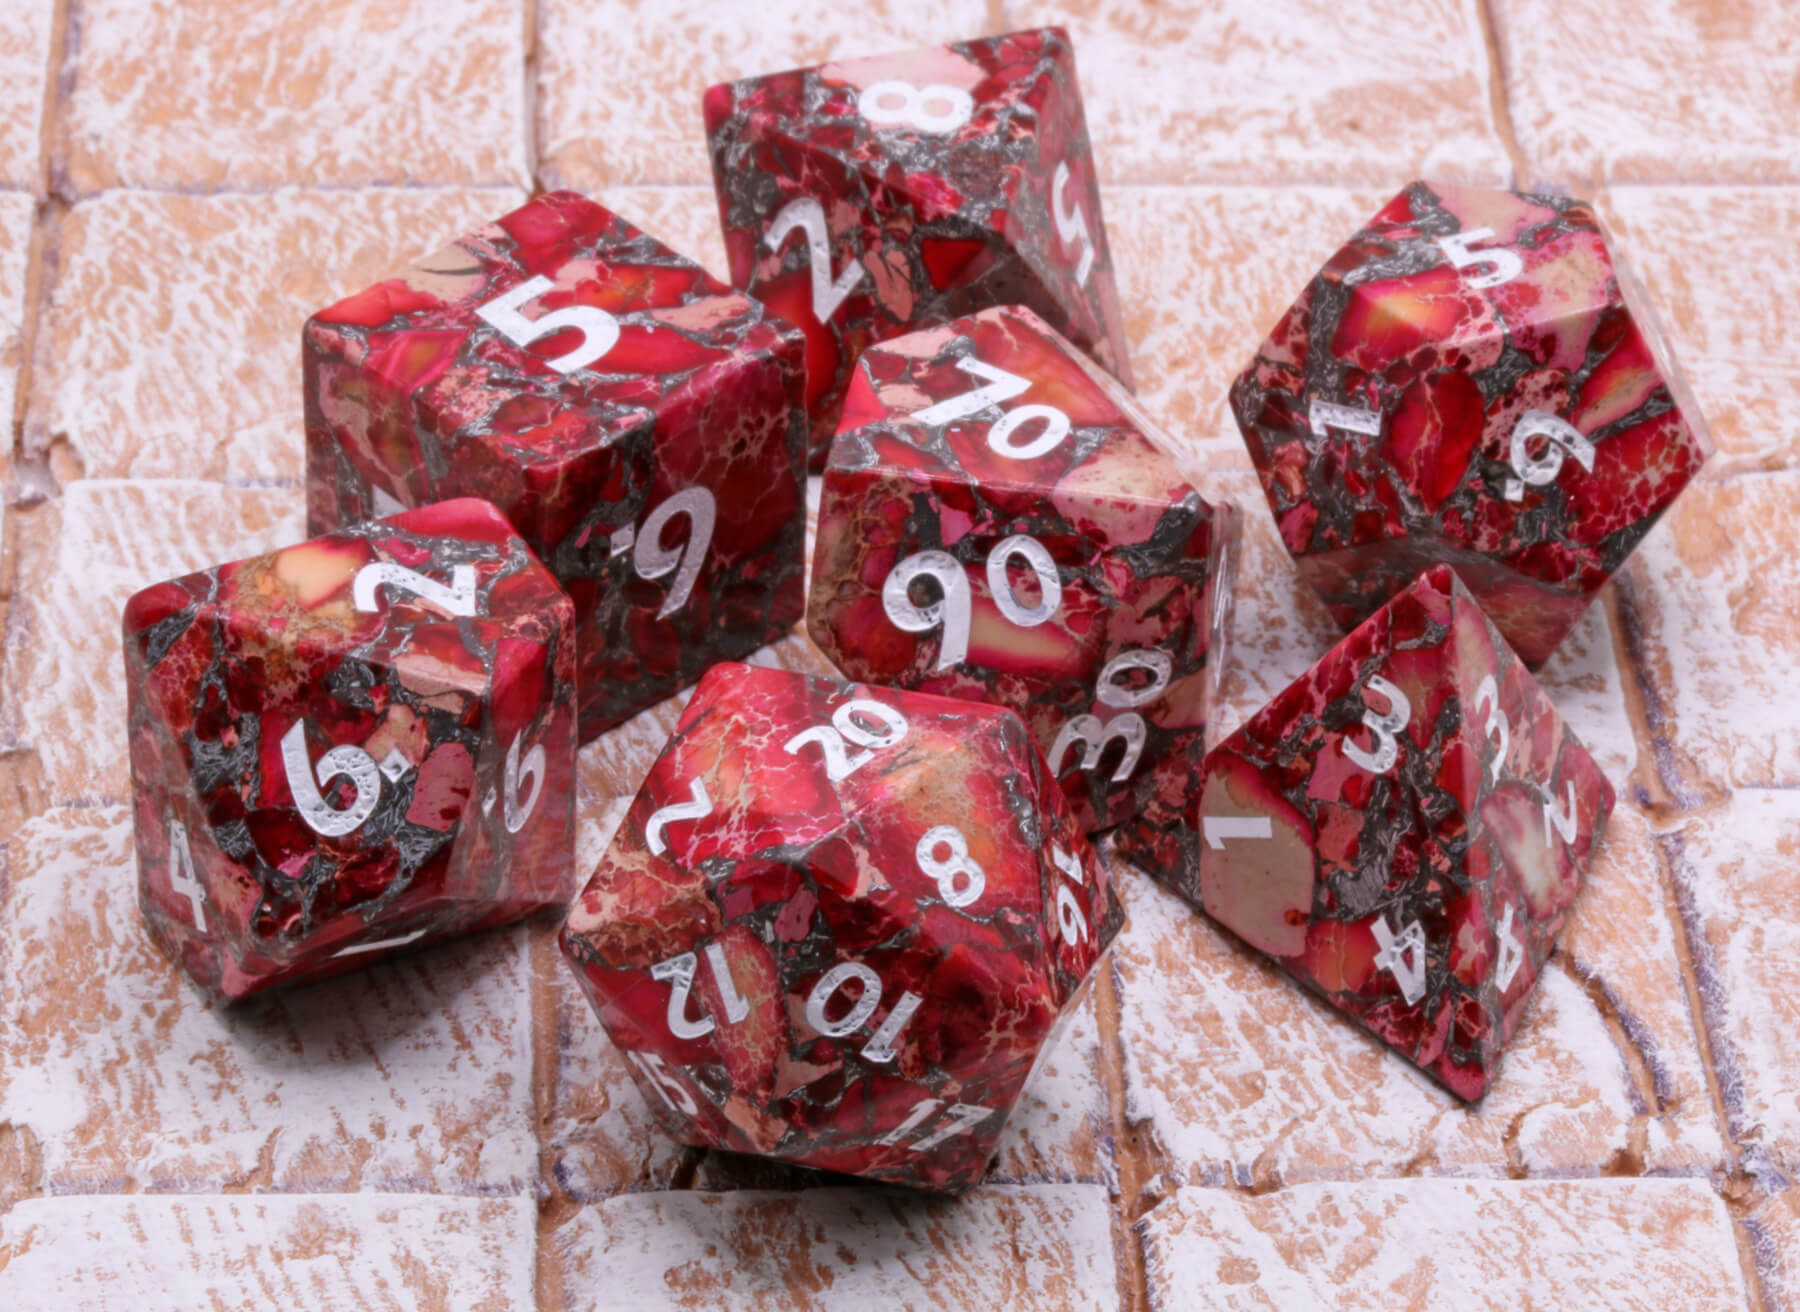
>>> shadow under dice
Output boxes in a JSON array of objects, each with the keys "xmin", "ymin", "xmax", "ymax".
[
  {"xmin": 808, "ymin": 305, "xmax": 1237, "ymax": 835},
  {"xmin": 125, "ymin": 499, "xmax": 578, "ymax": 1001},
  {"xmin": 704, "ymin": 25, "xmax": 1130, "ymax": 466},
  {"xmin": 303, "ymin": 190, "xmax": 808, "ymax": 741},
  {"xmin": 1231, "ymin": 179, "xmax": 1711, "ymax": 667},
  {"xmin": 1177, "ymin": 564, "xmax": 1614, "ymax": 1099},
  {"xmin": 558, "ymin": 662, "xmax": 1123, "ymax": 1191}
]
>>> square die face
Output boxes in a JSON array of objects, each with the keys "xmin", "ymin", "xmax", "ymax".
[
  {"xmin": 1193, "ymin": 566, "xmax": 1614, "ymax": 1100},
  {"xmin": 126, "ymin": 500, "xmax": 577, "ymax": 1000},
  {"xmin": 705, "ymin": 27, "xmax": 1130, "ymax": 461},
  {"xmin": 304, "ymin": 190, "xmax": 809, "ymax": 738}
]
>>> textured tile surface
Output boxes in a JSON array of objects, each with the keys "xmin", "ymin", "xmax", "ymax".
[{"xmin": 0, "ymin": 1, "xmax": 51, "ymax": 191}]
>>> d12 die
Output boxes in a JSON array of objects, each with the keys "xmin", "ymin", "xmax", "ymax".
[
  {"xmin": 1230, "ymin": 180, "xmax": 1710, "ymax": 667},
  {"xmin": 304, "ymin": 190, "xmax": 808, "ymax": 741},
  {"xmin": 126, "ymin": 498, "xmax": 578, "ymax": 1001},
  {"xmin": 1168, "ymin": 564, "xmax": 1613, "ymax": 1099},
  {"xmin": 559, "ymin": 661, "xmax": 1122, "ymax": 1191},
  {"xmin": 808, "ymin": 304, "xmax": 1237, "ymax": 834},
  {"xmin": 705, "ymin": 26, "xmax": 1130, "ymax": 467}
]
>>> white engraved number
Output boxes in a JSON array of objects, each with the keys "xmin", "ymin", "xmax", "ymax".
[
  {"xmin": 916, "ymin": 825, "xmax": 985, "ymax": 909},
  {"xmin": 1542, "ymin": 778, "xmax": 1579, "ymax": 846},
  {"xmin": 634, "ymin": 487, "xmax": 716, "ymax": 619},
  {"xmin": 1201, "ymin": 815, "xmax": 1273, "ymax": 850},
  {"xmin": 645, "ymin": 778, "xmax": 713, "ymax": 857},
  {"xmin": 1051, "ymin": 161, "xmax": 1096, "ymax": 287},
  {"xmin": 281, "ymin": 721, "xmax": 384, "ymax": 837},
  {"xmin": 476, "ymin": 274, "xmax": 620, "ymax": 373},
  {"xmin": 883, "ymin": 550, "xmax": 971, "ymax": 669},
  {"xmin": 1372, "ymin": 914, "xmax": 1428, "ymax": 1005},
  {"xmin": 166, "ymin": 814, "xmax": 207, "ymax": 930},
  {"xmin": 915, "ymin": 356, "xmax": 1071, "ymax": 461},
  {"xmin": 1095, "ymin": 649, "xmax": 1173, "ymax": 709},
  {"xmin": 1473, "ymin": 674, "xmax": 1509, "ymax": 785},
  {"xmin": 782, "ymin": 699, "xmax": 909, "ymax": 783},
  {"xmin": 1495, "ymin": 902, "xmax": 1526, "ymax": 991},
  {"xmin": 352, "ymin": 562, "xmax": 477, "ymax": 616},
  {"xmin": 652, "ymin": 943, "xmax": 750, "ymax": 1040},
  {"xmin": 1308, "ymin": 399, "xmax": 1382, "ymax": 444},
  {"xmin": 625, "ymin": 1049, "xmax": 699, "ymax": 1116},
  {"xmin": 986, "ymin": 535, "xmax": 1062, "ymax": 628},
  {"xmin": 503, "ymin": 730, "xmax": 544, "ymax": 834},
  {"xmin": 1047, "ymin": 713, "xmax": 1145, "ymax": 783},
  {"xmin": 1437, "ymin": 227, "xmax": 1523, "ymax": 291},
  {"xmin": 1049, "ymin": 843, "xmax": 1088, "ymax": 946},
  {"xmin": 1342, "ymin": 674, "xmax": 1411, "ymax": 776},
  {"xmin": 1503, "ymin": 411, "xmax": 1596, "ymax": 502},
  {"xmin": 805, "ymin": 962, "xmax": 922, "ymax": 1064},
  {"xmin": 857, "ymin": 79, "xmax": 974, "ymax": 134},
  {"xmin": 879, "ymin": 1099, "xmax": 995, "ymax": 1152},
  {"xmin": 766, "ymin": 197, "xmax": 867, "ymax": 323}
]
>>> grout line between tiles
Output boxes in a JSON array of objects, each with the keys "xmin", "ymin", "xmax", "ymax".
[
  {"xmin": 1475, "ymin": 0, "xmax": 1529, "ymax": 187},
  {"xmin": 1094, "ymin": 936, "xmax": 1152, "ymax": 1312}
]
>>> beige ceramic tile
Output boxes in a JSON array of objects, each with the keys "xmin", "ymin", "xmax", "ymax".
[
  {"xmin": 1, "ymin": 192, "xmax": 32, "ymax": 496},
  {"xmin": 542, "ymin": 1185, "xmax": 1120, "ymax": 1311},
  {"xmin": 0, "ymin": 1193, "xmax": 537, "ymax": 1310},
  {"xmin": 28, "ymin": 186, "xmax": 522, "ymax": 484},
  {"xmin": 1665, "ymin": 791, "xmax": 1800, "ymax": 1179},
  {"xmin": 1747, "ymin": 1188, "xmax": 1800, "ymax": 1312},
  {"xmin": 1493, "ymin": 1, "xmax": 1800, "ymax": 187},
  {"xmin": 0, "ymin": 1, "xmax": 50, "ymax": 191},
  {"xmin": 0, "ymin": 805, "xmax": 539, "ymax": 1194},
  {"xmin": 1, "ymin": 482, "xmax": 303, "ymax": 804},
  {"xmin": 536, "ymin": 0, "xmax": 993, "ymax": 190},
  {"xmin": 59, "ymin": 0, "xmax": 529, "ymax": 194},
  {"xmin": 1111, "ymin": 792, "xmax": 1722, "ymax": 1185},
  {"xmin": 1619, "ymin": 472, "xmax": 1800, "ymax": 798},
  {"xmin": 1603, "ymin": 188, "xmax": 1800, "ymax": 479},
  {"xmin": 1138, "ymin": 1179, "xmax": 1748, "ymax": 1312},
  {"xmin": 1009, "ymin": 0, "xmax": 1509, "ymax": 185}
]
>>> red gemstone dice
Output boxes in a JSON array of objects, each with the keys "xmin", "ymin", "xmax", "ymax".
[
  {"xmin": 303, "ymin": 190, "xmax": 808, "ymax": 740},
  {"xmin": 559, "ymin": 661, "xmax": 1122, "ymax": 1191},
  {"xmin": 126, "ymin": 498, "xmax": 578, "ymax": 1001},
  {"xmin": 1230, "ymin": 180, "xmax": 1710, "ymax": 666},
  {"xmin": 704, "ymin": 26, "xmax": 1131, "ymax": 466},
  {"xmin": 807, "ymin": 304, "xmax": 1237, "ymax": 835},
  {"xmin": 1138, "ymin": 564, "xmax": 1613, "ymax": 1099}
]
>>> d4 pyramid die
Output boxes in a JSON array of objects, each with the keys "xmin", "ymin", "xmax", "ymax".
[
  {"xmin": 705, "ymin": 26, "xmax": 1131, "ymax": 465},
  {"xmin": 125, "ymin": 499, "xmax": 578, "ymax": 1001},
  {"xmin": 808, "ymin": 304, "xmax": 1237, "ymax": 834},
  {"xmin": 1230, "ymin": 179, "xmax": 1710, "ymax": 666},
  {"xmin": 559, "ymin": 662, "xmax": 1123, "ymax": 1191},
  {"xmin": 304, "ymin": 190, "xmax": 808, "ymax": 740},
  {"xmin": 1174, "ymin": 565, "xmax": 1613, "ymax": 1099}
]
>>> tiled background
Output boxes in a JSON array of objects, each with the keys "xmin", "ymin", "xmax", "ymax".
[{"xmin": 0, "ymin": 2, "xmax": 1795, "ymax": 1308}]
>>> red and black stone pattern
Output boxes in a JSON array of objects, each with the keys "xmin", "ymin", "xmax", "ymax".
[
  {"xmin": 1147, "ymin": 564, "xmax": 1614, "ymax": 1100},
  {"xmin": 1229, "ymin": 179, "xmax": 1710, "ymax": 667},
  {"xmin": 126, "ymin": 498, "xmax": 578, "ymax": 1002},
  {"xmin": 304, "ymin": 190, "xmax": 809, "ymax": 741},
  {"xmin": 559, "ymin": 661, "xmax": 1123, "ymax": 1191},
  {"xmin": 704, "ymin": 26, "xmax": 1131, "ymax": 467},
  {"xmin": 807, "ymin": 305, "xmax": 1236, "ymax": 837}
]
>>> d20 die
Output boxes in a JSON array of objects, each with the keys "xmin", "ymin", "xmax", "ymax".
[
  {"xmin": 559, "ymin": 661, "xmax": 1123, "ymax": 1191},
  {"xmin": 1230, "ymin": 179, "xmax": 1710, "ymax": 667},
  {"xmin": 808, "ymin": 304, "xmax": 1237, "ymax": 834},
  {"xmin": 126, "ymin": 498, "xmax": 578, "ymax": 1001},
  {"xmin": 1168, "ymin": 564, "xmax": 1613, "ymax": 1099},
  {"xmin": 704, "ymin": 26, "xmax": 1130, "ymax": 466},
  {"xmin": 304, "ymin": 190, "xmax": 808, "ymax": 741}
]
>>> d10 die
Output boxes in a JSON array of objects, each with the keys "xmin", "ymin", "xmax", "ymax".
[
  {"xmin": 1231, "ymin": 180, "xmax": 1710, "ymax": 666},
  {"xmin": 704, "ymin": 26, "xmax": 1130, "ymax": 466},
  {"xmin": 304, "ymin": 190, "xmax": 808, "ymax": 740},
  {"xmin": 559, "ymin": 661, "xmax": 1122, "ymax": 1191},
  {"xmin": 1164, "ymin": 564, "xmax": 1613, "ymax": 1099},
  {"xmin": 126, "ymin": 498, "xmax": 578, "ymax": 1001},
  {"xmin": 808, "ymin": 304, "xmax": 1237, "ymax": 834}
]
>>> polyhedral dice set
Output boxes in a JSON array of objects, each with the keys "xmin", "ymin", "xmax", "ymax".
[{"xmin": 121, "ymin": 28, "xmax": 1710, "ymax": 1192}]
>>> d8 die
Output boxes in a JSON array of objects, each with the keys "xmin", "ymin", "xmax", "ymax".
[
  {"xmin": 126, "ymin": 499, "xmax": 578, "ymax": 1001},
  {"xmin": 1231, "ymin": 180, "xmax": 1710, "ymax": 666},
  {"xmin": 705, "ymin": 26, "xmax": 1130, "ymax": 466},
  {"xmin": 304, "ymin": 190, "xmax": 808, "ymax": 740},
  {"xmin": 1174, "ymin": 564, "xmax": 1613, "ymax": 1099},
  {"xmin": 559, "ymin": 661, "xmax": 1122, "ymax": 1191},
  {"xmin": 808, "ymin": 304, "xmax": 1237, "ymax": 834}
]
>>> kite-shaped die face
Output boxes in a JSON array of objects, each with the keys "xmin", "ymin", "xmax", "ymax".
[{"xmin": 559, "ymin": 662, "xmax": 1123, "ymax": 1191}]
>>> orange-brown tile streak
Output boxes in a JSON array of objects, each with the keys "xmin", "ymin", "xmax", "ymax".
[{"xmin": 0, "ymin": 3, "xmax": 1795, "ymax": 1310}]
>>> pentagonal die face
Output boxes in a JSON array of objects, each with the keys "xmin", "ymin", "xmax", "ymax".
[
  {"xmin": 1187, "ymin": 565, "xmax": 1613, "ymax": 1100},
  {"xmin": 704, "ymin": 26, "xmax": 1131, "ymax": 465},
  {"xmin": 303, "ymin": 190, "xmax": 808, "ymax": 740},
  {"xmin": 558, "ymin": 662, "xmax": 1122, "ymax": 1191},
  {"xmin": 1231, "ymin": 180, "xmax": 1710, "ymax": 667},
  {"xmin": 126, "ymin": 499, "xmax": 579, "ymax": 1001},
  {"xmin": 808, "ymin": 305, "xmax": 1237, "ymax": 835}
]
